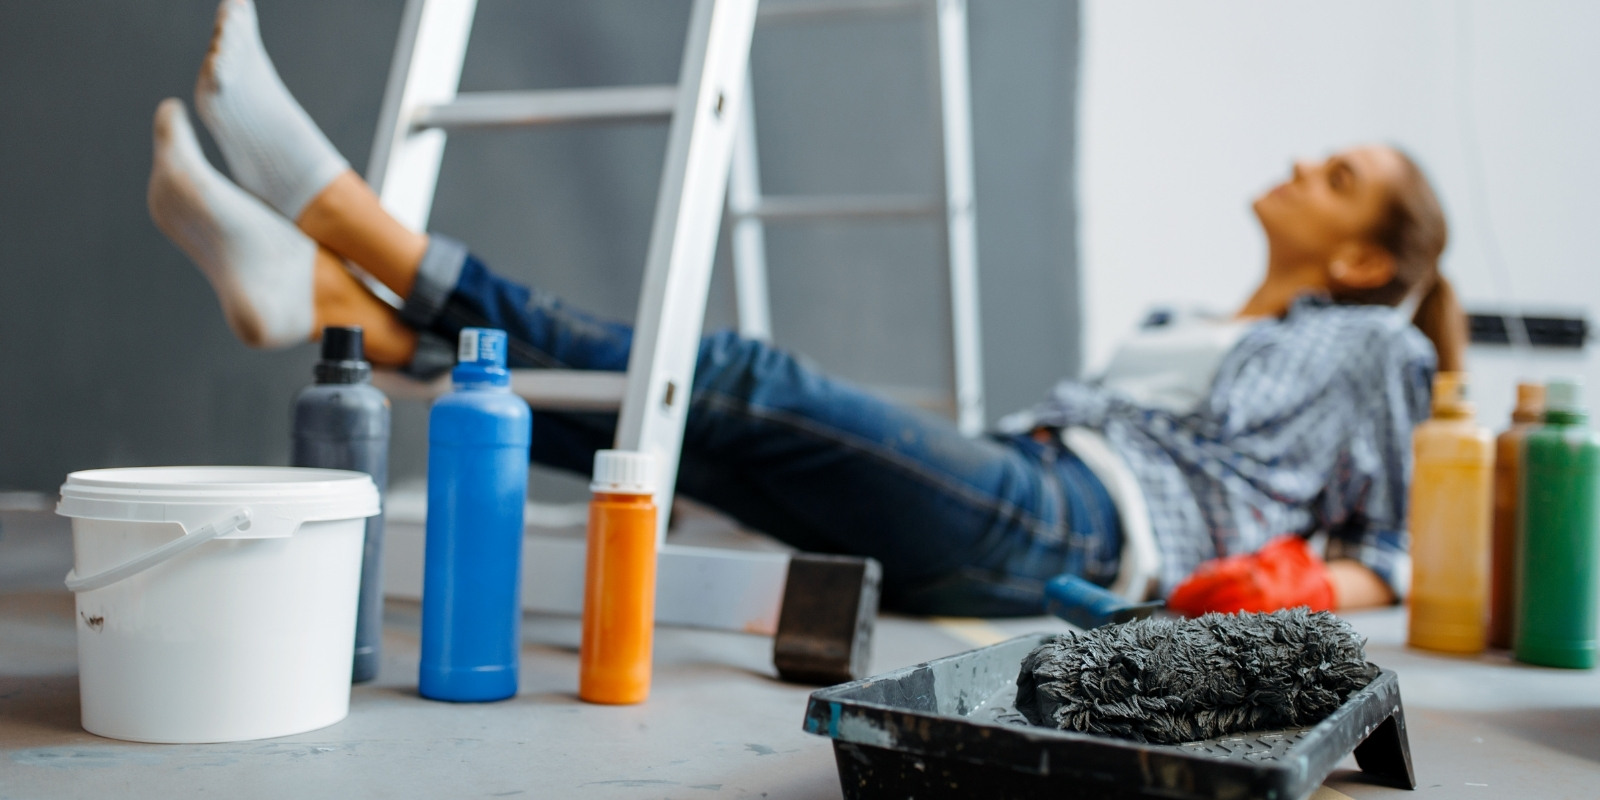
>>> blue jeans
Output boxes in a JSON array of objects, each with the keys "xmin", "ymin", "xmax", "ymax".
[{"xmin": 400, "ymin": 236, "xmax": 1121, "ymax": 616}]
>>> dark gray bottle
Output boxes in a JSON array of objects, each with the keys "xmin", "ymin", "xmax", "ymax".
[{"xmin": 292, "ymin": 327, "xmax": 391, "ymax": 683}]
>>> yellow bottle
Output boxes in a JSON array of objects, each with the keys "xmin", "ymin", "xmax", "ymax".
[{"xmin": 1408, "ymin": 372, "xmax": 1495, "ymax": 654}]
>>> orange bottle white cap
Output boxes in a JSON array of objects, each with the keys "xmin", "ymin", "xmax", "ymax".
[{"xmin": 590, "ymin": 450, "xmax": 657, "ymax": 494}]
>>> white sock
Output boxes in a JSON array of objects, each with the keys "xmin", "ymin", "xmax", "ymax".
[
  {"xmin": 148, "ymin": 98, "xmax": 315, "ymax": 349},
  {"xmin": 195, "ymin": 0, "xmax": 348, "ymax": 220}
]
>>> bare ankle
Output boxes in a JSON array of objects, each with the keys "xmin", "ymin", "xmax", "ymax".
[
  {"xmin": 298, "ymin": 171, "xmax": 427, "ymax": 300},
  {"xmin": 312, "ymin": 248, "xmax": 418, "ymax": 368}
]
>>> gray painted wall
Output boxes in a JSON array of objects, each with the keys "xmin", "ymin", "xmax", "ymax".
[{"xmin": 0, "ymin": 0, "xmax": 1079, "ymax": 497}]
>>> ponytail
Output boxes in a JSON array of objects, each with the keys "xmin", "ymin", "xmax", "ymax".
[
  {"xmin": 1411, "ymin": 275, "xmax": 1468, "ymax": 372},
  {"xmin": 1349, "ymin": 147, "xmax": 1464, "ymax": 372}
]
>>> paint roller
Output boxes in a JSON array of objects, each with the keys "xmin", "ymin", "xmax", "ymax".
[{"xmin": 1020, "ymin": 575, "xmax": 1374, "ymax": 744}]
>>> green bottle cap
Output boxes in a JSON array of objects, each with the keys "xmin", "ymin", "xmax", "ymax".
[{"xmin": 1546, "ymin": 379, "xmax": 1584, "ymax": 414}]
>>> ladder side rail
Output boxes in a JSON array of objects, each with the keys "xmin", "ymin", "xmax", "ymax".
[
  {"xmin": 365, "ymin": 0, "xmax": 430, "ymax": 195},
  {"xmin": 932, "ymin": 0, "xmax": 985, "ymax": 436},
  {"xmin": 728, "ymin": 70, "xmax": 774, "ymax": 341},
  {"xmin": 367, "ymin": 0, "xmax": 478, "ymax": 232},
  {"xmin": 615, "ymin": 0, "xmax": 760, "ymax": 543}
]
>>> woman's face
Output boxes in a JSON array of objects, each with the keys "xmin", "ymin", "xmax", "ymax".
[{"xmin": 1253, "ymin": 145, "xmax": 1405, "ymax": 267}]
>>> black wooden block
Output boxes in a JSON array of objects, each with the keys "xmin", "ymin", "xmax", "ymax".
[{"xmin": 773, "ymin": 554, "xmax": 881, "ymax": 685}]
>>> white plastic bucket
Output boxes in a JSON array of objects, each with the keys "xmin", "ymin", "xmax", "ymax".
[{"xmin": 57, "ymin": 466, "xmax": 380, "ymax": 744}]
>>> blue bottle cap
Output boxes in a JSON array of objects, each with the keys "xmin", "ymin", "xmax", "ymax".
[{"xmin": 452, "ymin": 328, "xmax": 510, "ymax": 385}]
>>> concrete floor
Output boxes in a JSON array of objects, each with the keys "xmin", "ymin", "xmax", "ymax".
[{"xmin": 4, "ymin": 505, "xmax": 1600, "ymax": 799}]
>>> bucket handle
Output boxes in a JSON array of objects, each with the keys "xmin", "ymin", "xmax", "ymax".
[{"xmin": 64, "ymin": 509, "xmax": 253, "ymax": 593}]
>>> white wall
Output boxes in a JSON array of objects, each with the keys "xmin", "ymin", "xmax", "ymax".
[{"xmin": 1079, "ymin": 0, "xmax": 1600, "ymax": 425}]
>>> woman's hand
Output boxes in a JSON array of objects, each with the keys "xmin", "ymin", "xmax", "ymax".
[{"xmin": 1325, "ymin": 559, "xmax": 1397, "ymax": 610}]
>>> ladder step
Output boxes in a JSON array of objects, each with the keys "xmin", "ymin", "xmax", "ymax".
[
  {"xmin": 731, "ymin": 194, "xmax": 941, "ymax": 221},
  {"xmin": 374, "ymin": 372, "xmax": 948, "ymax": 415},
  {"xmin": 867, "ymin": 384, "xmax": 954, "ymax": 414},
  {"xmin": 372, "ymin": 369, "xmax": 628, "ymax": 411},
  {"xmin": 382, "ymin": 496, "xmax": 794, "ymax": 634},
  {"xmin": 758, "ymin": 0, "xmax": 925, "ymax": 23},
  {"xmin": 413, "ymin": 86, "xmax": 679, "ymax": 131}
]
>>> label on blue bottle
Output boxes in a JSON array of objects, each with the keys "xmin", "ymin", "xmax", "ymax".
[
  {"xmin": 456, "ymin": 328, "xmax": 508, "ymax": 369},
  {"xmin": 457, "ymin": 329, "xmax": 480, "ymax": 363}
]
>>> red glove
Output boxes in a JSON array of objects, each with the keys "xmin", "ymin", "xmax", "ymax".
[{"xmin": 1167, "ymin": 535, "xmax": 1335, "ymax": 617}]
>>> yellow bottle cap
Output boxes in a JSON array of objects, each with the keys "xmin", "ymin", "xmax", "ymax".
[{"xmin": 1432, "ymin": 372, "xmax": 1474, "ymax": 417}]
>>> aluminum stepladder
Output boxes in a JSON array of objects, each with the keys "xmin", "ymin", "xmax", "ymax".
[
  {"xmin": 366, "ymin": 0, "xmax": 879, "ymax": 683},
  {"xmin": 729, "ymin": 0, "xmax": 985, "ymax": 435}
]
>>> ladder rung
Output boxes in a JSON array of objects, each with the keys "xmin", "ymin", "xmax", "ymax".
[
  {"xmin": 867, "ymin": 384, "xmax": 954, "ymax": 414},
  {"xmin": 375, "ymin": 370, "xmax": 948, "ymax": 415},
  {"xmin": 372, "ymin": 369, "xmax": 628, "ymax": 411},
  {"xmin": 511, "ymin": 370, "xmax": 628, "ymax": 409},
  {"xmin": 758, "ymin": 0, "xmax": 925, "ymax": 23},
  {"xmin": 731, "ymin": 194, "xmax": 941, "ymax": 221},
  {"xmin": 412, "ymin": 86, "xmax": 679, "ymax": 131}
]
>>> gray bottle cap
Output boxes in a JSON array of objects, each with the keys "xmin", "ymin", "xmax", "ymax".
[{"xmin": 315, "ymin": 326, "xmax": 372, "ymax": 384}]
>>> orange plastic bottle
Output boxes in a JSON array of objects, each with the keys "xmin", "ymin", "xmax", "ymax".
[
  {"xmin": 1408, "ymin": 372, "xmax": 1495, "ymax": 654},
  {"xmin": 579, "ymin": 450, "xmax": 659, "ymax": 704},
  {"xmin": 1488, "ymin": 382, "xmax": 1545, "ymax": 649}
]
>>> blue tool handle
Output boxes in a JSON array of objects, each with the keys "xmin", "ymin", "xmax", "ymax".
[{"xmin": 1045, "ymin": 575, "xmax": 1161, "ymax": 630}]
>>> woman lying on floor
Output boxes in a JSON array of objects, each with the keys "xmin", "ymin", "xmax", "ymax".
[{"xmin": 149, "ymin": 0, "xmax": 1465, "ymax": 618}]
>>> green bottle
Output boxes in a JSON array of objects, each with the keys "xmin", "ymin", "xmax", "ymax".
[{"xmin": 1515, "ymin": 378, "xmax": 1600, "ymax": 669}]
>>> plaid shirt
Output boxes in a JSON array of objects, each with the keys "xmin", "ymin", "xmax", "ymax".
[{"xmin": 1018, "ymin": 295, "xmax": 1436, "ymax": 597}]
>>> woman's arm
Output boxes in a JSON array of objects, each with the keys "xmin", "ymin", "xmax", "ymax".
[{"xmin": 1327, "ymin": 559, "xmax": 1397, "ymax": 610}]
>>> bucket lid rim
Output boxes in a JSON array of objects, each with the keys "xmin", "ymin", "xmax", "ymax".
[
  {"xmin": 57, "ymin": 467, "xmax": 379, "ymax": 523},
  {"xmin": 61, "ymin": 466, "xmax": 372, "ymax": 492}
]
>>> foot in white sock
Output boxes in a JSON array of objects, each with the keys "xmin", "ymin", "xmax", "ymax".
[
  {"xmin": 195, "ymin": 0, "xmax": 348, "ymax": 221},
  {"xmin": 149, "ymin": 98, "xmax": 315, "ymax": 349}
]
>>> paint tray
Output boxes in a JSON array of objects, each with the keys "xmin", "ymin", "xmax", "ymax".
[{"xmin": 803, "ymin": 633, "xmax": 1414, "ymax": 800}]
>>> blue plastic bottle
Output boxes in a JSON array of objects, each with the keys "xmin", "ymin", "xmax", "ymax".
[{"xmin": 419, "ymin": 328, "xmax": 531, "ymax": 702}]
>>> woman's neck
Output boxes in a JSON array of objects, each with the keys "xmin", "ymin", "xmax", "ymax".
[{"xmin": 1236, "ymin": 253, "xmax": 1329, "ymax": 319}]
